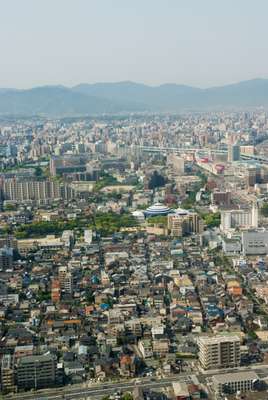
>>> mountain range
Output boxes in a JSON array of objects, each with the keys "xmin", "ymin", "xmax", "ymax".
[{"xmin": 1, "ymin": 79, "xmax": 268, "ymax": 116}]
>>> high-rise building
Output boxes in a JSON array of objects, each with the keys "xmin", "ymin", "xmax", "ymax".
[
  {"xmin": 6, "ymin": 144, "xmax": 18, "ymax": 158},
  {"xmin": 58, "ymin": 266, "xmax": 73, "ymax": 294},
  {"xmin": 1, "ymin": 178, "xmax": 74, "ymax": 204},
  {"xmin": 16, "ymin": 354, "xmax": 57, "ymax": 390},
  {"xmin": 228, "ymin": 144, "xmax": 240, "ymax": 162},
  {"xmin": 168, "ymin": 211, "xmax": 203, "ymax": 237},
  {"xmin": 0, "ymin": 247, "xmax": 13, "ymax": 271},
  {"xmin": 84, "ymin": 230, "xmax": 93, "ymax": 245},
  {"xmin": 1, "ymin": 354, "xmax": 15, "ymax": 393},
  {"xmin": 221, "ymin": 204, "xmax": 258, "ymax": 232},
  {"xmin": 51, "ymin": 279, "xmax": 60, "ymax": 303},
  {"xmin": 198, "ymin": 335, "xmax": 240, "ymax": 370},
  {"xmin": 247, "ymin": 166, "xmax": 261, "ymax": 187},
  {"xmin": 211, "ymin": 190, "xmax": 231, "ymax": 207}
]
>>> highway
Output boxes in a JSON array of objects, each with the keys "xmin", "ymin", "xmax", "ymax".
[
  {"xmin": 131, "ymin": 144, "xmax": 268, "ymax": 164},
  {"xmin": 5, "ymin": 364, "xmax": 268, "ymax": 400}
]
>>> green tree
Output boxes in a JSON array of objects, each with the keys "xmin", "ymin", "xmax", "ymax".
[
  {"xmin": 4, "ymin": 203, "xmax": 16, "ymax": 211},
  {"xmin": 122, "ymin": 393, "xmax": 133, "ymax": 400},
  {"xmin": 34, "ymin": 166, "xmax": 43, "ymax": 178},
  {"xmin": 147, "ymin": 215, "xmax": 167, "ymax": 226},
  {"xmin": 202, "ymin": 212, "xmax": 221, "ymax": 228},
  {"xmin": 148, "ymin": 171, "xmax": 166, "ymax": 190},
  {"xmin": 261, "ymin": 203, "xmax": 268, "ymax": 217}
]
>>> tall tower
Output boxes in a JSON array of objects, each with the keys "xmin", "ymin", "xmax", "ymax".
[
  {"xmin": 252, "ymin": 202, "xmax": 258, "ymax": 228},
  {"xmin": 228, "ymin": 143, "xmax": 240, "ymax": 163}
]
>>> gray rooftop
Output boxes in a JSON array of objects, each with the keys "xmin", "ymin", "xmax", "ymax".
[{"xmin": 212, "ymin": 371, "xmax": 259, "ymax": 384}]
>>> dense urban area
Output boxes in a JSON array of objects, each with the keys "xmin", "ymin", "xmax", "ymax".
[{"xmin": 1, "ymin": 112, "xmax": 268, "ymax": 400}]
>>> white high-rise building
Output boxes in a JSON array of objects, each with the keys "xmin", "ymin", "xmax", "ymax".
[
  {"xmin": 84, "ymin": 230, "xmax": 93, "ymax": 245},
  {"xmin": 221, "ymin": 203, "xmax": 258, "ymax": 232}
]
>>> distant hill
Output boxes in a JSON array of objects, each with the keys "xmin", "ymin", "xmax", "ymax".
[
  {"xmin": 73, "ymin": 79, "xmax": 268, "ymax": 110},
  {"xmin": 0, "ymin": 79, "xmax": 268, "ymax": 116}
]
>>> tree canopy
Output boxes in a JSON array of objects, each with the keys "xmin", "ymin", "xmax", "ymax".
[
  {"xmin": 261, "ymin": 203, "xmax": 268, "ymax": 217},
  {"xmin": 148, "ymin": 171, "xmax": 166, "ymax": 190}
]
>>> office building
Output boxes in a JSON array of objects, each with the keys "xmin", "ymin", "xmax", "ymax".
[
  {"xmin": 16, "ymin": 354, "xmax": 57, "ymax": 390},
  {"xmin": 247, "ymin": 166, "xmax": 261, "ymax": 187},
  {"xmin": 228, "ymin": 143, "xmax": 240, "ymax": 162},
  {"xmin": 0, "ymin": 247, "xmax": 13, "ymax": 270},
  {"xmin": 221, "ymin": 203, "xmax": 258, "ymax": 232},
  {"xmin": 50, "ymin": 155, "xmax": 90, "ymax": 176},
  {"xmin": 198, "ymin": 335, "xmax": 240, "ymax": 370},
  {"xmin": 242, "ymin": 229, "xmax": 268, "ymax": 255},
  {"xmin": 240, "ymin": 145, "xmax": 255, "ymax": 156},
  {"xmin": 168, "ymin": 211, "xmax": 203, "ymax": 237},
  {"xmin": 1, "ymin": 354, "xmax": 15, "ymax": 393},
  {"xmin": 212, "ymin": 371, "xmax": 259, "ymax": 395},
  {"xmin": 6, "ymin": 144, "xmax": 18, "ymax": 158}
]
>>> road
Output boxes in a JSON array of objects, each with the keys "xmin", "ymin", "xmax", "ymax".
[
  {"xmin": 5, "ymin": 364, "xmax": 268, "ymax": 400},
  {"xmin": 4, "ymin": 376, "xmax": 190, "ymax": 400}
]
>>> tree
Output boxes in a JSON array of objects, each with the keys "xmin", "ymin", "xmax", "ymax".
[
  {"xmin": 261, "ymin": 203, "xmax": 268, "ymax": 217},
  {"xmin": 147, "ymin": 215, "xmax": 167, "ymax": 226},
  {"xmin": 4, "ymin": 203, "xmax": 16, "ymax": 211},
  {"xmin": 34, "ymin": 166, "xmax": 43, "ymax": 178},
  {"xmin": 202, "ymin": 212, "xmax": 221, "ymax": 228},
  {"xmin": 148, "ymin": 171, "xmax": 166, "ymax": 190},
  {"xmin": 122, "ymin": 393, "xmax": 133, "ymax": 400}
]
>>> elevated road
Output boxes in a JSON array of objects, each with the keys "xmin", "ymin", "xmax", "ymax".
[{"xmin": 131, "ymin": 145, "xmax": 268, "ymax": 164}]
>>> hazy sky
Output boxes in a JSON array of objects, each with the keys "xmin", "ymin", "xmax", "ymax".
[{"xmin": 1, "ymin": 0, "xmax": 268, "ymax": 88}]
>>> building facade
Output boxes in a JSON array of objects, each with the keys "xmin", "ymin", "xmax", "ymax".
[
  {"xmin": 16, "ymin": 354, "xmax": 57, "ymax": 390},
  {"xmin": 198, "ymin": 335, "xmax": 240, "ymax": 370}
]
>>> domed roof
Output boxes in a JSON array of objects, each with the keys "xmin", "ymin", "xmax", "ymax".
[{"xmin": 144, "ymin": 203, "xmax": 173, "ymax": 216}]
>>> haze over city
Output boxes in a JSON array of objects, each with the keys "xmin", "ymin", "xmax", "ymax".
[{"xmin": 1, "ymin": 0, "xmax": 268, "ymax": 89}]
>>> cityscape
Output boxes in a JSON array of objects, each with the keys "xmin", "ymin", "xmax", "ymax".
[
  {"xmin": 0, "ymin": 113, "xmax": 268, "ymax": 399},
  {"xmin": 2, "ymin": 1, "xmax": 268, "ymax": 400}
]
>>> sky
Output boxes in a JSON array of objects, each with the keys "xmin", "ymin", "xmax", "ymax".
[{"xmin": 1, "ymin": 0, "xmax": 268, "ymax": 89}]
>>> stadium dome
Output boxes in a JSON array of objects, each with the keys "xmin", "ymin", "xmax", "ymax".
[{"xmin": 144, "ymin": 203, "xmax": 173, "ymax": 217}]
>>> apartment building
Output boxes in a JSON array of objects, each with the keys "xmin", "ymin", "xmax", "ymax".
[
  {"xmin": 16, "ymin": 354, "xmax": 57, "ymax": 390},
  {"xmin": 198, "ymin": 335, "xmax": 240, "ymax": 370},
  {"xmin": 1, "ymin": 178, "xmax": 74, "ymax": 204},
  {"xmin": 58, "ymin": 266, "xmax": 73, "ymax": 294}
]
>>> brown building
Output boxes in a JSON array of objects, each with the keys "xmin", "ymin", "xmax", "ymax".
[
  {"xmin": 51, "ymin": 279, "xmax": 60, "ymax": 303},
  {"xmin": 211, "ymin": 190, "xmax": 231, "ymax": 207}
]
